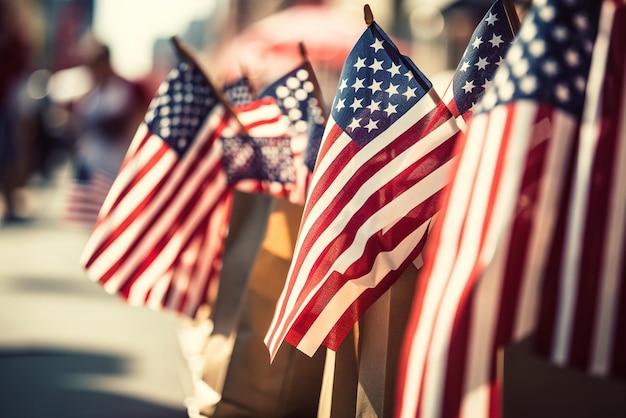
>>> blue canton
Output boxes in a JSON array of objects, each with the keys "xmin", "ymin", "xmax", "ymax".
[
  {"xmin": 452, "ymin": 0, "xmax": 517, "ymax": 115},
  {"xmin": 330, "ymin": 22, "xmax": 431, "ymax": 148},
  {"xmin": 223, "ymin": 76, "xmax": 254, "ymax": 107},
  {"xmin": 260, "ymin": 65, "xmax": 326, "ymax": 137},
  {"xmin": 476, "ymin": 0, "xmax": 602, "ymax": 117},
  {"xmin": 145, "ymin": 60, "xmax": 218, "ymax": 157},
  {"xmin": 222, "ymin": 135, "xmax": 294, "ymax": 185}
]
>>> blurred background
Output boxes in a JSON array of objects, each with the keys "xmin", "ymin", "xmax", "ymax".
[{"xmin": 0, "ymin": 0, "xmax": 532, "ymax": 417}]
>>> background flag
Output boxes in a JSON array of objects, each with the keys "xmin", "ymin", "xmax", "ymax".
[
  {"xmin": 265, "ymin": 16, "xmax": 460, "ymax": 360},
  {"xmin": 396, "ymin": 1, "xmax": 602, "ymax": 417},
  {"xmin": 62, "ymin": 164, "xmax": 115, "ymax": 227},
  {"xmin": 440, "ymin": 0, "xmax": 520, "ymax": 131},
  {"xmin": 81, "ymin": 57, "xmax": 237, "ymax": 317},
  {"xmin": 259, "ymin": 57, "xmax": 327, "ymax": 204},
  {"xmin": 534, "ymin": 0, "xmax": 626, "ymax": 380}
]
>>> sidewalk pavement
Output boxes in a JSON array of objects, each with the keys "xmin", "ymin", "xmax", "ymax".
[{"xmin": 0, "ymin": 164, "xmax": 195, "ymax": 418}]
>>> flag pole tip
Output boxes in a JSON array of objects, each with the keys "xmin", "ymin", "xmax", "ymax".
[
  {"xmin": 364, "ymin": 4, "xmax": 374, "ymax": 25},
  {"xmin": 299, "ymin": 42, "xmax": 308, "ymax": 59}
]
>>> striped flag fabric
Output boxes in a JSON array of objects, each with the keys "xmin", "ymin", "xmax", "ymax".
[
  {"xmin": 396, "ymin": 1, "xmax": 603, "ymax": 417},
  {"xmin": 264, "ymin": 18, "xmax": 460, "ymax": 360},
  {"xmin": 440, "ymin": 0, "xmax": 520, "ymax": 132},
  {"xmin": 81, "ymin": 58, "xmax": 237, "ymax": 317},
  {"xmin": 534, "ymin": 0, "xmax": 626, "ymax": 380},
  {"xmin": 258, "ymin": 60, "xmax": 327, "ymax": 204},
  {"xmin": 63, "ymin": 163, "xmax": 116, "ymax": 227}
]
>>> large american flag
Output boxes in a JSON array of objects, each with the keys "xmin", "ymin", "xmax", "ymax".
[
  {"xmin": 81, "ymin": 59, "xmax": 239, "ymax": 317},
  {"xmin": 534, "ymin": 0, "xmax": 626, "ymax": 380},
  {"xmin": 258, "ymin": 61, "xmax": 327, "ymax": 204},
  {"xmin": 441, "ymin": 0, "xmax": 520, "ymax": 131},
  {"xmin": 264, "ymin": 20, "xmax": 460, "ymax": 360},
  {"xmin": 396, "ymin": 1, "xmax": 603, "ymax": 417}
]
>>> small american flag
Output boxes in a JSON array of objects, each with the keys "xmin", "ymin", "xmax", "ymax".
[
  {"xmin": 81, "ymin": 58, "xmax": 236, "ymax": 317},
  {"xmin": 63, "ymin": 163, "xmax": 115, "ymax": 227},
  {"xmin": 264, "ymin": 19, "xmax": 460, "ymax": 360},
  {"xmin": 396, "ymin": 1, "xmax": 603, "ymax": 417},
  {"xmin": 441, "ymin": 0, "xmax": 519, "ymax": 131},
  {"xmin": 259, "ymin": 61, "xmax": 327, "ymax": 204}
]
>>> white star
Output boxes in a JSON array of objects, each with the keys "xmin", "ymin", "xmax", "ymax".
[
  {"xmin": 574, "ymin": 14, "xmax": 588, "ymax": 30},
  {"xmin": 472, "ymin": 36, "xmax": 483, "ymax": 49},
  {"xmin": 482, "ymin": 78, "xmax": 491, "ymax": 90},
  {"xmin": 348, "ymin": 117, "xmax": 361, "ymax": 131},
  {"xmin": 352, "ymin": 77, "xmax": 365, "ymax": 92},
  {"xmin": 371, "ymin": 38, "xmax": 384, "ymax": 52},
  {"xmin": 350, "ymin": 98, "xmax": 363, "ymax": 111},
  {"xmin": 387, "ymin": 62, "xmax": 401, "ymax": 77},
  {"xmin": 365, "ymin": 118, "xmax": 379, "ymax": 132},
  {"xmin": 519, "ymin": 75, "xmax": 537, "ymax": 94},
  {"xmin": 565, "ymin": 49, "xmax": 580, "ymax": 67},
  {"xmin": 369, "ymin": 79, "xmax": 383, "ymax": 94},
  {"xmin": 574, "ymin": 76, "xmax": 586, "ymax": 92},
  {"xmin": 369, "ymin": 58, "xmax": 384, "ymax": 73},
  {"xmin": 338, "ymin": 78, "xmax": 348, "ymax": 92},
  {"xmin": 485, "ymin": 11, "xmax": 498, "ymax": 25},
  {"xmin": 475, "ymin": 56, "xmax": 489, "ymax": 70},
  {"xmin": 459, "ymin": 61, "xmax": 470, "ymax": 72},
  {"xmin": 555, "ymin": 84, "xmax": 570, "ymax": 102},
  {"xmin": 353, "ymin": 57, "xmax": 367, "ymax": 71},
  {"xmin": 403, "ymin": 87, "xmax": 417, "ymax": 100},
  {"xmin": 367, "ymin": 100, "xmax": 381, "ymax": 112},
  {"xmin": 512, "ymin": 59, "xmax": 529, "ymax": 77},
  {"xmin": 384, "ymin": 103, "xmax": 397, "ymax": 116},
  {"xmin": 335, "ymin": 98, "xmax": 345, "ymax": 112},
  {"xmin": 543, "ymin": 59, "xmax": 558, "ymax": 76},
  {"xmin": 539, "ymin": 5, "xmax": 555, "ymax": 21},
  {"xmin": 520, "ymin": 22, "xmax": 538, "ymax": 42},
  {"xmin": 462, "ymin": 80, "xmax": 475, "ymax": 93},
  {"xmin": 528, "ymin": 40, "xmax": 546, "ymax": 57},
  {"xmin": 404, "ymin": 70, "xmax": 414, "ymax": 81},
  {"xmin": 386, "ymin": 83, "xmax": 399, "ymax": 96},
  {"xmin": 553, "ymin": 25, "xmax": 568, "ymax": 42},
  {"xmin": 489, "ymin": 34, "xmax": 504, "ymax": 48}
]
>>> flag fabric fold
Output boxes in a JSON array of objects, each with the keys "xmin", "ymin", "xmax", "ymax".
[
  {"xmin": 264, "ymin": 20, "xmax": 460, "ymax": 360},
  {"xmin": 396, "ymin": 0, "xmax": 603, "ymax": 417}
]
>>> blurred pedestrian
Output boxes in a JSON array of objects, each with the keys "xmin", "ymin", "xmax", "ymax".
[
  {"xmin": 0, "ymin": 0, "xmax": 39, "ymax": 222},
  {"xmin": 64, "ymin": 33, "xmax": 146, "ymax": 227}
]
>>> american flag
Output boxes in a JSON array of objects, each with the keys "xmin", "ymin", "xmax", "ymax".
[
  {"xmin": 63, "ymin": 163, "xmax": 116, "ymax": 227},
  {"xmin": 264, "ymin": 20, "xmax": 460, "ymax": 360},
  {"xmin": 441, "ymin": 0, "xmax": 520, "ymax": 131},
  {"xmin": 534, "ymin": 0, "xmax": 626, "ymax": 380},
  {"xmin": 81, "ymin": 58, "xmax": 237, "ymax": 317},
  {"xmin": 258, "ymin": 61, "xmax": 327, "ymax": 204},
  {"xmin": 396, "ymin": 1, "xmax": 603, "ymax": 417}
]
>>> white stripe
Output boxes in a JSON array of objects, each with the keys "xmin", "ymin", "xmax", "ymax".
[
  {"xmin": 591, "ymin": 7, "xmax": 626, "ymax": 374},
  {"xmin": 513, "ymin": 113, "xmax": 576, "ymax": 339}
]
